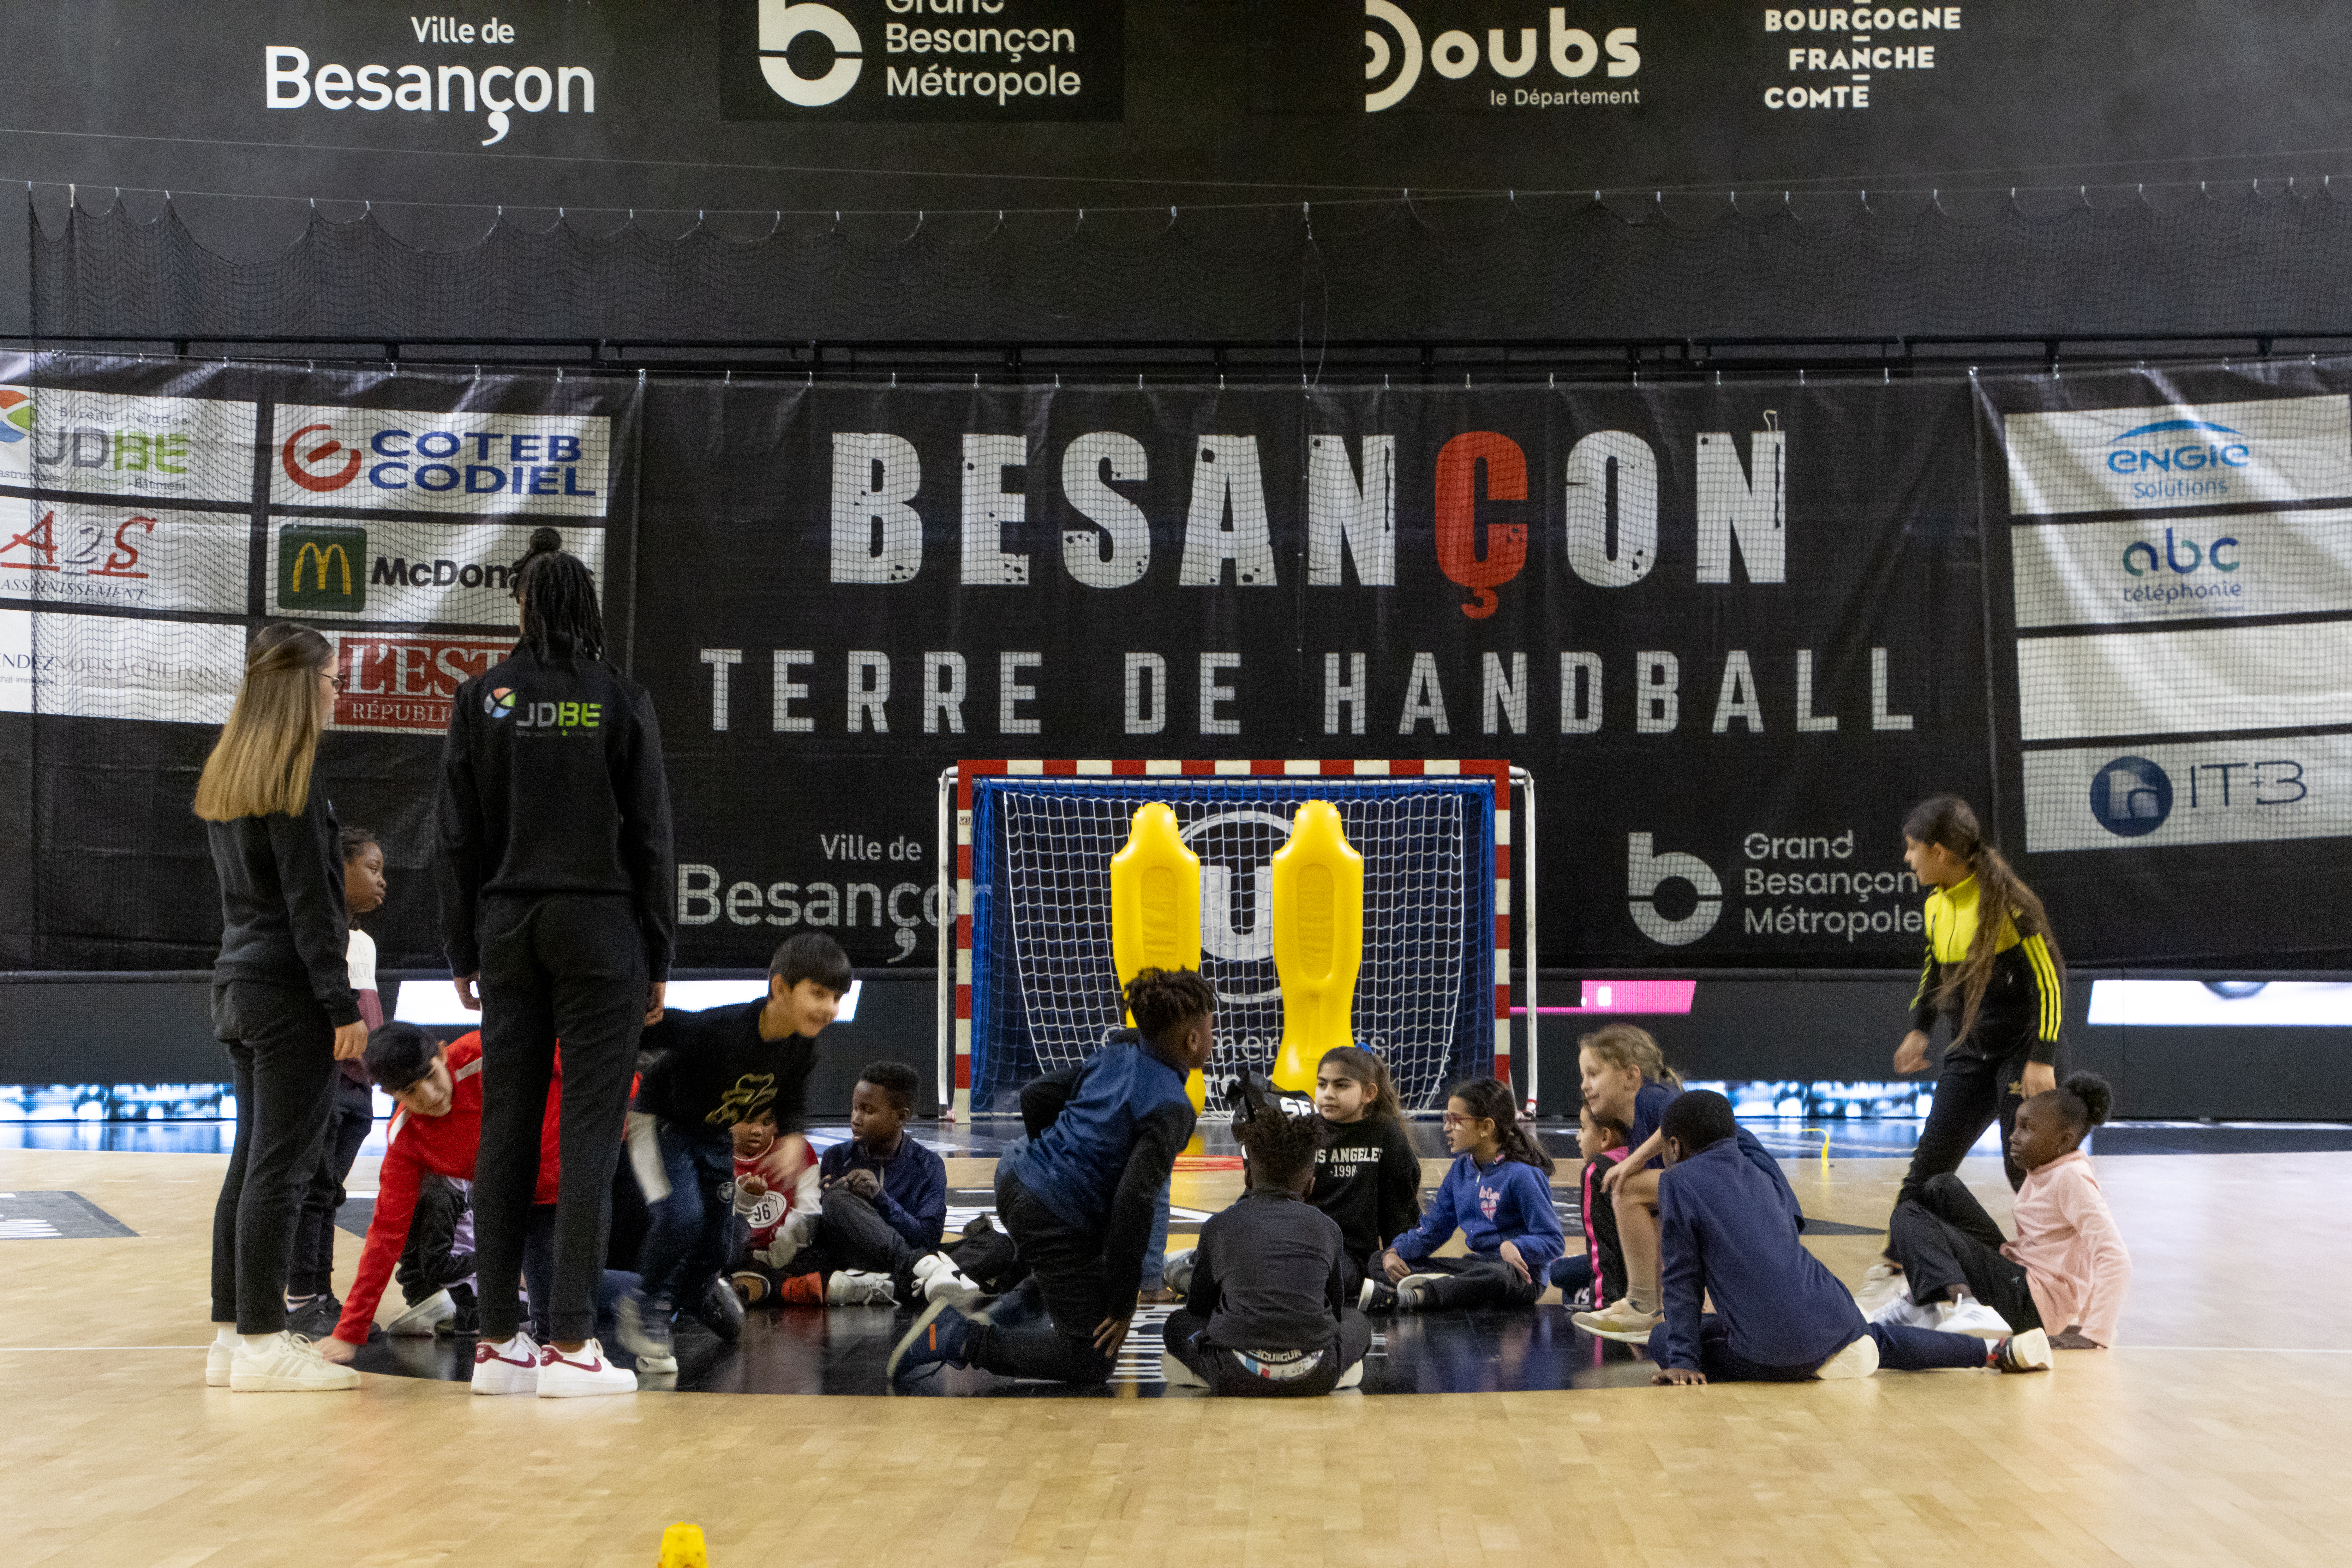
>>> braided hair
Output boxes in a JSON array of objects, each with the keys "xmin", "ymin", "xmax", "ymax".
[
  {"xmin": 514, "ymin": 527, "xmax": 605, "ymax": 660},
  {"xmin": 1449, "ymin": 1076, "xmax": 1554, "ymax": 1174}
]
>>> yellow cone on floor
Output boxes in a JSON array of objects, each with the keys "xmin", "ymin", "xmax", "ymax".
[
  {"xmin": 1109, "ymin": 801, "xmax": 1208, "ymax": 1109},
  {"xmin": 1269, "ymin": 800, "xmax": 1364, "ymax": 1094},
  {"xmin": 657, "ymin": 1522, "xmax": 709, "ymax": 1568}
]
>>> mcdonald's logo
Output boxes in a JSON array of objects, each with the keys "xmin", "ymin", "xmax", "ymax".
[{"xmin": 278, "ymin": 525, "xmax": 369, "ymax": 612}]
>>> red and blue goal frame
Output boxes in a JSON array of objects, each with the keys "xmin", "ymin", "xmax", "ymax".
[{"xmin": 935, "ymin": 759, "xmax": 1537, "ymax": 1120}]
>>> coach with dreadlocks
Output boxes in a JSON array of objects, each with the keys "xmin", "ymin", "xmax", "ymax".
[{"xmin": 435, "ymin": 527, "xmax": 675, "ymax": 1396}]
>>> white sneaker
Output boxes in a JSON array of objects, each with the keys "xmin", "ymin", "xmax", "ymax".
[
  {"xmin": 471, "ymin": 1331, "xmax": 542, "ymax": 1395},
  {"xmin": 912, "ymin": 1253, "xmax": 982, "ymax": 1305},
  {"xmin": 1394, "ymin": 1273, "xmax": 1448, "ymax": 1313},
  {"xmin": 1867, "ymin": 1293, "xmax": 1934, "ymax": 1329},
  {"xmin": 1815, "ymin": 1333, "xmax": 1880, "ymax": 1380},
  {"xmin": 205, "ymin": 1338, "xmax": 233, "ymax": 1387},
  {"xmin": 1934, "ymin": 1299, "xmax": 2014, "ymax": 1339},
  {"xmin": 388, "ymin": 1289, "xmax": 457, "ymax": 1337},
  {"xmin": 1162, "ymin": 1248, "xmax": 1197, "ymax": 1298},
  {"xmin": 827, "ymin": 1270, "xmax": 899, "ymax": 1306},
  {"xmin": 229, "ymin": 1331, "xmax": 361, "ymax": 1392},
  {"xmin": 634, "ymin": 1349, "xmax": 680, "ymax": 1376},
  {"xmin": 1159, "ymin": 1352, "xmax": 1209, "ymax": 1387},
  {"xmin": 1995, "ymin": 1327, "xmax": 2053, "ymax": 1373},
  {"xmin": 1853, "ymin": 1261, "xmax": 1907, "ymax": 1317},
  {"xmin": 1335, "ymin": 1359, "xmax": 1364, "ymax": 1390},
  {"xmin": 537, "ymin": 1338, "xmax": 638, "ymax": 1398},
  {"xmin": 1573, "ymin": 1297, "xmax": 1664, "ymax": 1343}
]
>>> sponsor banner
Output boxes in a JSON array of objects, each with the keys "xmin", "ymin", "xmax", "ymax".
[
  {"xmin": 0, "ymin": 495, "xmax": 249, "ymax": 614},
  {"xmin": 269, "ymin": 405, "xmax": 613, "ymax": 517},
  {"xmin": 269, "ymin": 516, "xmax": 601, "ymax": 624},
  {"xmin": 329, "ymin": 632, "xmax": 514, "ymax": 735},
  {"xmin": 2012, "ymin": 508, "xmax": 2352, "ymax": 630},
  {"xmin": 0, "ymin": 386, "xmax": 256, "ymax": 502},
  {"xmin": 0, "ymin": 608, "xmax": 244, "ymax": 722},
  {"xmin": 2004, "ymin": 394, "xmax": 2352, "ymax": 517},
  {"xmin": 2017, "ymin": 621, "xmax": 2352, "ymax": 743},
  {"xmin": 2024, "ymin": 732, "xmax": 2352, "ymax": 852},
  {"xmin": 717, "ymin": 0, "xmax": 1122, "ymax": 122}
]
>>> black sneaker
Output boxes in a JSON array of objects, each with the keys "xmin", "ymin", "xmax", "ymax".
[
  {"xmin": 1359, "ymin": 1278, "xmax": 1399, "ymax": 1313},
  {"xmin": 286, "ymin": 1293, "xmax": 343, "ymax": 1341},
  {"xmin": 687, "ymin": 1277, "xmax": 746, "ymax": 1343}
]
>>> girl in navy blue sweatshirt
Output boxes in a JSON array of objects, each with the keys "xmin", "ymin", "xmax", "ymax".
[{"xmin": 1364, "ymin": 1078, "xmax": 1563, "ymax": 1313}]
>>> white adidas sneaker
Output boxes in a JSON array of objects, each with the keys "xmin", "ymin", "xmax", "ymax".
[
  {"xmin": 205, "ymin": 1336, "xmax": 234, "ymax": 1388},
  {"xmin": 1867, "ymin": 1293, "xmax": 1935, "ymax": 1329},
  {"xmin": 229, "ymin": 1331, "xmax": 361, "ymax": 1392},
  {"xmin": 1934, "ymin": 1299, "xmax": 2014, "ymax": 1339},
  {"xmin": 1853, "ymin": 1261, "xmax": 1907, "ymax": 1317}
]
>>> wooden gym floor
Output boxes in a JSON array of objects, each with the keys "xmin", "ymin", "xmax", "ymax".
[{"xmin": 2, "ymin": 1139, "xmax": 2348, "ymax": 1567}]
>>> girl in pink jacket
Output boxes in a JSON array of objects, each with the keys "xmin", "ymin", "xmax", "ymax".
[{"xmin": 1876, "ymin": 1073, "xmax": 2131, "ymax": 1347}]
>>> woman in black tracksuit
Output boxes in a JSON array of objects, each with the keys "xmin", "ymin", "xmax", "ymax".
[
  {"xmin": 437, "ymin": 528, "xmax": 675, "ymax": 1387},
  {"xmin": 197, "ymin": 622, "xmax": 367, "ymax": 1391}
]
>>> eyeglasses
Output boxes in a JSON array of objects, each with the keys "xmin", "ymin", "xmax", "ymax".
[
  {"xmin": 321, "ymin": 671, "xmax": 347, "ymax": 692},
  {"xmin": 1441, "ymin": 1112, "xmax": 1487, "ymax": 1129}
]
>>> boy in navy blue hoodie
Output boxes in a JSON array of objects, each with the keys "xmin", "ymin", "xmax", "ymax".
[
  {"xmin": 1364, "ymin": 1078, "xmax": 1564, "ymax": 1313},
  {"xmin": 888, "ymin": 968, "xmax": 1216, "ymax": 1387},
  {"xmin": 796, "ymin": 1061, "xmax": 949, "ymax": 1303},
  {"xmin": 1645, "ymin": 1091, "xmax": 2051, "ymax": 1385}
]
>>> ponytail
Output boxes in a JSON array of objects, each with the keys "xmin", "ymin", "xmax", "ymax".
[
  {"xmin": 1318, "ymin": 1045, "xmax": 1403, "ymax": 1123},
  {"xmin": 1903, "ymin": 795, "xmax": 2064, "ymax": 1045},
  {"xmin": 1449, "ymin": 1077, "xmax": 1554, "ymax": 1175}
]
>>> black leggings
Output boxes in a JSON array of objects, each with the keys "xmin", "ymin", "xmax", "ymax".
[
  {"xmin": 473, "ymin": 893, "xmax": 646, "ymax": 1343},
  {"xmin": 1161, "ymin": 1307, "xmax": 1373, "ymax": 1396},
  {"xmin": 964, "ymin": 1171, "xmax": 1120, "ymax": 1384},
  {"xmin": 1886, "ymin": 1174, "xmax": 2043, "ymax": 1330},
  {"xmin": 1895, "ymin": 1045, "xmax": 2036, "ymax": 1208},
  {"xmin": 289, "ymin": 1072, "xmax": 376, "ymax": 1298},
  {"xmin": 1400, "ymin": 1253, "xmax": 1545, "ymax": 1310},
  {"xmin": 210, "ymin": 982, "xmax": 340, "ymax": 1333}
]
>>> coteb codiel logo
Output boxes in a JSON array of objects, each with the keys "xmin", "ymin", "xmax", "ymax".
[{"xmin": 719, "ymin": 0, "xmax": 1123, "ymax": 122}]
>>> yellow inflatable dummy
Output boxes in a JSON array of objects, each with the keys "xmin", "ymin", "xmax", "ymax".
[
  {"xmin": 1269, "ymin": 800, "xmax": 1364, "ymax": 1094},
  {"xmin": 1109, "ymin": 802, "xmax": 1208, "ymax": 1110}
]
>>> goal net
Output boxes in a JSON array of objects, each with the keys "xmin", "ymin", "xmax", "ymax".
[{"xmin": 942, "ymin": 761, "xmax": 1513, "ymax": 1118}]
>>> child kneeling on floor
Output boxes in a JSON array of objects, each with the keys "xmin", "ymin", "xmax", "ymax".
[
  {"xmin": 1876, "ymin": 1073, "xmax": 2130, "ymax": 1348},
  {"xmin": 887, "ymin": 968, "xmax": 1214, "ymax": 1386},
  {"xmin": 1363, "ymin": 1077, "xmax": 1563, "ymax": 1312},
  {"xmin": 1160, "ymin": 1090, "xmax": 1374, "ymax": 1396},
  {"xmin": 1645, "ymin": 1090, "xmax": 2050, "ymax": 1385}
]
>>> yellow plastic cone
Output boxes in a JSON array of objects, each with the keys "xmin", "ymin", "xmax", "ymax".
[
  {"xmin": 657, "ymin": 1522, "xmax": 709, "ymax": 1568},
  {"xmin": 1269, "ymin": 800, "xmax": 1364, "ymax": 1093},
  {"xmin": 1109, "ymin": 801, "xmax": 1207, "ymax": 1109}
]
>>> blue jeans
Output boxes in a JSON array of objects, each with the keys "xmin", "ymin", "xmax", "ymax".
[{"xmin": 635, "ymin": 1119, "xmax": 736, "ymax": 1308}]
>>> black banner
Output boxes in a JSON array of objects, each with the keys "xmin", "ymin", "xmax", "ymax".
[{"xmin": 635, "ymin": 380, "xmax": 1989, "ymax": 971}]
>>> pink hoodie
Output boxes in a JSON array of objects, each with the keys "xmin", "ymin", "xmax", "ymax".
[{"xmin": 2001, "ymin": 1149, "xmax": 2131, "ymax": 1347}]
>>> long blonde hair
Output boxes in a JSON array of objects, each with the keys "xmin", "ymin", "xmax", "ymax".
[
  {"xmin": 1579, "ymin": 1023, "xmax": 1683, "ymax": 1090},
  {"xmin": 193, "ymin": 624, "xmax": 334, "ymax": 821}
]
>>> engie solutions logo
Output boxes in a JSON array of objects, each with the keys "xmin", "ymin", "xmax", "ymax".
[
  {"xmin": 279, "ymin": 525, "xmax": 368, "ymax": 613},
  {"xmin": 719, "ymin": 0, "xmax": 1123, "ymax": 121}
]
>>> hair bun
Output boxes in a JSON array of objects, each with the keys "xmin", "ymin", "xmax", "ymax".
[
  {"xmin": 526, "ymin": 526, "xmax": 563, "ymax": 555},
  {"xmin": 2063, "ymin": 1071, "xmax": 2113, "ymax": 1128}
]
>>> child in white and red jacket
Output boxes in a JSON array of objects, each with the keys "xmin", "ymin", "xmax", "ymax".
[
  {"xmin": 725, "ymin": 1106, "xmax": 822, "ymax": 1305},
  {"xmin": 318, "ymin": 1025, "xmax": 561, "ymax": 1371},
  {"xmin": 1881, "ymin": 1072, "xmax": 2131, "ymax": 1347}
]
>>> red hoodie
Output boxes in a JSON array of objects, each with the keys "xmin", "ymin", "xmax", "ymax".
[{"xmin": 332, "ymin": 1033, "xmax": 560, "ymax": 1346}]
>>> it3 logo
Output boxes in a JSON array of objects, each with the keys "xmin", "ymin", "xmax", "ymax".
[
  {"xmin": 2121, "ymin": 528, "xmax": 2239, "ymax": 576},
  {"xmin": 1364, "ymin": 2, "xmax": 1640, "ymax": 112}
]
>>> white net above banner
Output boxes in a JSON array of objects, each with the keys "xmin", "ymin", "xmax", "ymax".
[{"xmin": 964, "ymin": 772, "xmax": 1499, "ymax": 1114}]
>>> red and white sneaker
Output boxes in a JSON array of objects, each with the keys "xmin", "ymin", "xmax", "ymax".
[
  {"xmin": 471, "ymin": 1331, "xmax": 541, "ymax": 1395},
  {"xmin": 537, "ymin": 1337, "xmax": 638, "ymax": 1398}
]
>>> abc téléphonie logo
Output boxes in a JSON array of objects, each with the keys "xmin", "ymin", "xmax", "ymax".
[{"xmin": 280, "ymin": 420, "xmax": 597, "ymax": 500}]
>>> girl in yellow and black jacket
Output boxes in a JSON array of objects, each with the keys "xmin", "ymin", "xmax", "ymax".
[{"xmin": 1889, "ymin": 795, "xmax": 2063, "ymax": 1207}]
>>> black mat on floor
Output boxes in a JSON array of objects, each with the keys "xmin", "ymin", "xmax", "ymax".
[
  {"xmin": 349, "ymin": 1299, "xmax": 1665, "ymax": 1396},
  {"xmin": 0, "ymin": 1190, "xmax": 136, "ymax": 1239},
  {"xmin": 2093, "ymin": 1121, "xmax": 2352, "ymax": 1155}
]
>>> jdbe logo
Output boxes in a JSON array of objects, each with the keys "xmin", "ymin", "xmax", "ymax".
[{"xmin": 279, "ymin": 525, "xmax": 367, "ymax": 612}]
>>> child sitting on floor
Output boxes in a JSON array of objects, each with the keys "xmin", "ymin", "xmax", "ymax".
[
  {"xmin": 1877, "ymin": 1072, "xmax": 2130, "ymax": 1348},
  {"xmin": 1306, "ymin": 1046, "xmax": 1423, "ymax": 1304},
  {"xmin": 1645, "ymin": 1090, "xmax": 2049, "ymax": 1385},
  {"xmin": 724, "ymin": 1106, "xmax": 823, "ymax": 1306},
  {"xmin": 1549, "ymin": 1101, "xmax": 1629, "ymax": 1309},
  {"xmin": 1161, "ymin": 1090, "xmax": 1373, "ymax": 1396},
  {"xmin": 1363, "ymin": 1077, "xmax": 1563, "ymax": 1312}
]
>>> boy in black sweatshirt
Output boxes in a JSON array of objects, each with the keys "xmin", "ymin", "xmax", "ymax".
[
  {"xmin": 1162, "ymin": 1095, "xmax": 1373, "ymax": 1397},
  {"xmin": 1645, "ymin": 1091, "xmax": 2050, "ymax": 1386},
  {"xmin": 614, "ymin": 933, "xmax": 850, "ymax": 1373}
]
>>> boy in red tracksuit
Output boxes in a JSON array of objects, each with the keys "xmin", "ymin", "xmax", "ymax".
[{"xmin": 319, "ymin": 1024, "xmax": 562, "ymax": 1368}]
